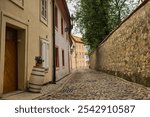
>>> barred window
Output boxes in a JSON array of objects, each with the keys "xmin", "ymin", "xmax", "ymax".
[{"xmin": 41, "ymin": 0, "xmax": 48, "ymax": 21}]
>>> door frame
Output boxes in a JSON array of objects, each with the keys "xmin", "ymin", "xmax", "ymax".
[{"xmin": 0, "ymin": 11, "xmax": 28, "ymax": 96}]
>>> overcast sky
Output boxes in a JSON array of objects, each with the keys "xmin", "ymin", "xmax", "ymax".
[
  {"xmin": 67, "ymin": 0, "xmax": 76, "ymax": 15},
  {"xmin": 66, "ymin": 0, "xmax": 142, "ymax": 37},
  {"xmin": 67, "ymin": 1, "xmax": 82, "ymax": 37}
]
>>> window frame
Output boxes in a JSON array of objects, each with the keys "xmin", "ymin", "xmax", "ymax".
[
  {"xmin": 40, "ymin": 0, "xmax": 48, "ymax": 25},
  {"xmin": 55, "ymin": 46, "xmax": 59, "ymax": 68},
  {"xmin": 55, "ymin": 5, "xmax": 58, "ymax": 29},
  {"xmin": 40, "ymin": 39, "xmax": 49, "ymax": 71},
  {"xmin": 61, "ymin": 17, "xmax": 64, "ymax": 35},
  {"xmin": 62, "ymin": 49, "xmax": 65, "ymax": 67}
]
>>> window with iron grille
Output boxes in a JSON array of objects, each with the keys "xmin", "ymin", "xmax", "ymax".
[{"xmin": 41, "ymin": 0, "xmax": 48, "ymax": 21}]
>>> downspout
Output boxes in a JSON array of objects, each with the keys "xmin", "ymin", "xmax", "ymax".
[{"xmin": 52, "ymin": 0, "xmax": 56, "ymax": 83}]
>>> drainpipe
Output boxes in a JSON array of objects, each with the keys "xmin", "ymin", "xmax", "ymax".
[{"xmin": 52, "ymin": 0, "xmax": 56, "ymax": 84}]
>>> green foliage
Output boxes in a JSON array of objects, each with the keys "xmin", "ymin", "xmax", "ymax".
[
  {"xmin": 108, "ymin": 0, "xmax": 139, "ymax": 30},
  {"xmin": 75, "ymin": 0, "xmax": 110, "ymax": 50},
  {"xmin": 68, "ymin": 0, "xmax": 140, "ymax": 52}
]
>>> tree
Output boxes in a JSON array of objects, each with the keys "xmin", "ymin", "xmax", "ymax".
[
  {"xmin": 67, "ymin": 0, "xmax": 141, "ymax": 53},
  {"xmin": 75, "ymin": 0, "xmax": 110, "ymax": 51},
  {"xmin": 108, "ymin": 0, "xmax": 140, "ymax": 30}
]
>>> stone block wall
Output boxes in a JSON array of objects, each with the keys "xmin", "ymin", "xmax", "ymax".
[{"xmin": 90, "ymin": 0, "xmax": 150, "ymax": 87}]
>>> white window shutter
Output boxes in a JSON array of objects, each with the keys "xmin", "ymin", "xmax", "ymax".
[
  {"xmin": 46, "ymin": 43, "xmax": 49, "ymax": 69},
  {"xmin": 44, "ymin": 42, "xmax": 46, "ymax": 68},
  {"xmin": 41, "ymin": 39, "xmax": 49, "ymax": 70}
]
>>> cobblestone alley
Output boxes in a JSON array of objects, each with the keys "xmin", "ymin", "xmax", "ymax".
[{"xmin": 37, "ymin": 69, "xmax": 150, "ymax": 100}]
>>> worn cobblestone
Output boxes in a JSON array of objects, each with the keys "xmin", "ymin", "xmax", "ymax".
[{"xmin": 37, "ymin": 69, "xmax": 150, "ymax": 100}]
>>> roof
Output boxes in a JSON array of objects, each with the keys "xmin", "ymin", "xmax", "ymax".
[
  {"xmin": 55, "ymin": 0, "xmax": 71, "ymax": 33},
  {"xmin": 55, "ymin": 0, "xmax": 72, "ymax": 46},
  {"xmin": 71, "ymin": 35, "xmax": 84, "ymax": 43}
]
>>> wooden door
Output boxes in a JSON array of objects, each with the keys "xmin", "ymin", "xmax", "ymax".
[{"xmin": 3, "ymin": 27, "xmax": 18, "ymax": 94}]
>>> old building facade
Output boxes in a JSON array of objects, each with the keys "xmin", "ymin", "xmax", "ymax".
[
  {"xmin": 54, "ymin": 0, "xmax": 72, "ymax": 81},
  {"xmin": 71, "ymin": 35, "xmax": 89, "ymax": 70},
  {"xmin": 0, "ymin": 0, "xmax": 54, "ymax": 96}
]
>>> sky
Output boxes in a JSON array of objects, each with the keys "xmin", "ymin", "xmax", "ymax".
[
  {"xmin": 67, "ymin": 0, "xmax": 76, "ymax": 15},
  {"xmin": 66, "ymin": 0, "xmax": 142, "ymax": 37},
  {"xmin": 67, "ymin": 1, "xmax": 82, "ymax": 37}
]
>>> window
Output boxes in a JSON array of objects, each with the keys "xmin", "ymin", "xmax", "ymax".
[
  {"xmin": 55, "ymin": 46, "xmax": 59, "ymax": 67},
  {"xmin": 82, "ymin": 53, "xmax": 85, "ymax": 58},
  {"xmin": 77, "ymin": 53, "xmax": 78, "ymax": 58},
  {"xmin": 41, "ymin": 0, "xmax": 48, "ymax": 22},
  {"xmin": 76, "ymin": 45, "xmax": 78, "ymax": 49},
  {"xmin": 66, "ymin": 23, "xmax": 68, "ymax": 38},
  {"xmin": 86, "ymin": 55, "xmax": 88, "ymax": 59},
  {"xmin": 40, "ymin": 39, "xmax": 49, "ymax": 70},
  {"xmin": 55, "ymin": 6, "xmax": 58, "ymax": 28},
  {"xmin": 61, "ymin": 17, "xmax": 64, "ymax": 35},
  {"xmin": 62, "ymin": 49, "xmax": 65, "ymax": 66}
]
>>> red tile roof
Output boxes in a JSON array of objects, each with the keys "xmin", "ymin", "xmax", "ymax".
[{"xmin": 71, "ymin": 35, "xmax": 84, "ymax": 43}]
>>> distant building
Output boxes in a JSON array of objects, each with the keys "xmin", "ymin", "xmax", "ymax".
[{"xmin": 71, "ymin": 35, "xmax": 89, "ymax": 70}]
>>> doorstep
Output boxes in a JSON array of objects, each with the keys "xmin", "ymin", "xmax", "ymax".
[{"xmin": 1, "ymin": 91, "xmax": 42, "ymax": 100}]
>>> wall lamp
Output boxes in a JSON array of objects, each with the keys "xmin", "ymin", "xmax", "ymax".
[{"xmin": 65, "ymin": 14, "xmax": 75, "ymax": 32}]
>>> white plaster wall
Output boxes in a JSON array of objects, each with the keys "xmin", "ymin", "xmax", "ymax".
[{"xmin": 55, "ymin": 4, "xmax": 70, "ymax": 81}]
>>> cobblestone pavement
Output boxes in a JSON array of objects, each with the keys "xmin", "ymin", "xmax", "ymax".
[{"xmin": 37, "ymin": 69, "xmax": 150, "ymax": 100}]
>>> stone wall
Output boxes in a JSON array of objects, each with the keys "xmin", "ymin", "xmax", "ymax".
[{"xmin": 90, "ymin": 0, "xmax": 150, "ymax": 87}]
